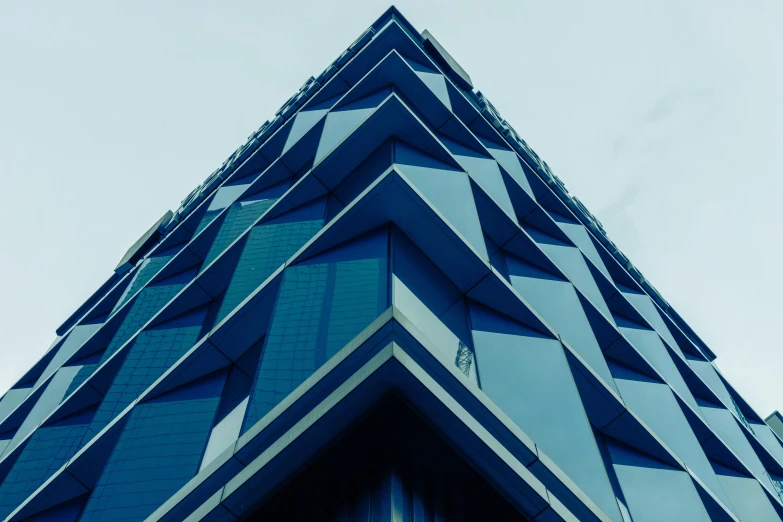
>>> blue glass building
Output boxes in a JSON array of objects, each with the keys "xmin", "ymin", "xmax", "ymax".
[{"xmin": 2, "ymin": 7, "xmax": 783, "ymax": 521}]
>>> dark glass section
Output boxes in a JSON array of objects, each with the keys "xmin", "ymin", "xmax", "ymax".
[
  {"xmin": 114, "ymin": 246, "xmax": 182, "ymax": 312},
  {"xmin": 193, "ymin": 209, "xmax": 221, "ymax": 236},
  {"xmin": 200, "ymin": 197, "xmax": 279, "ymax": 270},
  {"xmin": 216, "ymin": 216, "xmax": 324, "ymax": 324},
  {"xmin": 249, "ymin": 398, "xmax": 529, "ymax": 521},
  {"xmin": 84, "ymin": 306, "xmax": 209, "ymax": 438},
  {"xmin": 79, "ymin": 373, "xmax": 224, "ymax": 522},
  {"xmin": 242, "ymin": 229, "xmax": 388, "ymax": 432},
  {"xmin": 103, "ymin": 272, "xmax": 194, "ymax": 363},
  {"xmin": 0, "ymin": 409, "xmax": 94, "ymax": 519}
]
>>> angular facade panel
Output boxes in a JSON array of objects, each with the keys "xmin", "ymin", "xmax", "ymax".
[{"xmin": 1, "ymin": 7, "xmax": 782, "ymax": 521}]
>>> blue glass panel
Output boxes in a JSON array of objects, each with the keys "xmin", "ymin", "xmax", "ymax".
[
  {"xmin": 606, "ymin": 439, "xmax": 711, "ymax": 522},
  {"xmin": 687, "ymin": 356, "xmax": 735, "ymax": 412},
  {"xmin": 699, "ymin": 401, "xmax": 775, "ymax": 492},
  {"xmin": 0, "ymin": 410, "xmax": 93, "ymax": 519},
  {"xmin": 714, "ymin": 463, "xmax": 780, "ymax": 522},
  {"xmin": 206, "ymin": 183, "xmax": 251, "ymax": 212},
  {"xmin": 8, "ymin": 366, "xmax": 82, "ymax": 451},
  {"xmin": 405, "ymin": 58, "xmax": 451, "ymax": 110},
  {"xmin": 85, "ymin": 307, "xmax": 208, "ymax": 438},
  {"xmin": 619, "ymin": 285, "xmax": 680, "ymax": 357},
  {"xmin": 506, "ymin": 255, "xmax": 617, "ymax": 393},
  {"xmin": 314, "ymin": 90, "xmax": 388, "ymax": 164},
  {"xmin": 102, "ymin": 273, "xmax": 193, "ymax": 364},
  {"xmin": 25, "ymin": 495, "xmax": 86, "ymax": 521},
  {"xmin": 750, "ymin": 421, "xmax": 783, "ymax": 467},
  {"xmin": 528, "ymin": 227, "xmax": 613, "ymax": 323},
  {"xmin": 216, "ymin": 218, "xmax": 323, "ymax": 324},
  {"xmin": 615, "ymin": 315, "xmax": 700, "ymax": 415},
  {"xmin": 36, "ymin": 322, "xmax": 103, "ymax": 389},
  {"xmin": 439, "ymin": 135, "xmax": 516, "ymax": 222},
  {"xmin": 395, "ymin": 142, "xmax": 487, "ymax": 258},
  {"xmin": 200, "ymin": 196, "xmax": 279, "ymax": 271},
  {"xmin": 478, "ymin": 137, "xmax": 535, "ymax": 199},
  {"xmin": 193, "ymin": 209, "xmax": 221, "ymax": 236},
  {"xmin": 79, "ymin": 381, "xmax": 221, "ymax": 521},
  {"xmin": 113, "ymin": 246, "xmax": 182, "ymax": 313},
  {"xmin": 242, "ymin": 229, "xmax": 388, "ymax": 432},
  {"xmin": 283, "ymin": 107, "xmax": 330, "ymax": 153},
  {"xmin": 550, "ymin": 213, "xmax": 612, "ymax": 281},
  {"xmin": 0, "ymin": 388, "xmax": 30, "ymax": 426},
  {"xmin": 610, "ymin": 363, "xmax": 730, "ymax": 508},
  {"xmin": 472, "ymin": 303, "xmax": 623, "ymax": 521}
]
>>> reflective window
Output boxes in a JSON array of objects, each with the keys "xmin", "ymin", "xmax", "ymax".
[
  {"xmin": 200, "ymin": 189, "xmax": 284, "ymax": 271},
  {"xmin": 86, "ymin": 306, "xmax": 209, "ymax": 438},
  {"xmin": 80, "ymin": 374, "xmax": 224, "ymax": 522},
  {"xmin": 216, "ymin": 200, "xmax": 325, "ymax": 325},
  {"xmin": 0, "ymin": 406, "xmax": 94, "ymax": 519},
  {"xmin": 242, "ymin": 228, "xmax": 388, "ymax": 432}
]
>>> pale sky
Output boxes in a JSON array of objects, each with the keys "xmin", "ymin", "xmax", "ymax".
[{"xmin": 0, "ymin": 1, "xmax": 781, "ymax": 418}]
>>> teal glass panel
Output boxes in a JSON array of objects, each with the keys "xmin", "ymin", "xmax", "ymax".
[
  {"xmin": 506, "ymin": 255, "xmax": 618, "ymax": 393},
  {"xmin": 478, "ymin": 136, "xmax": 535, "ymax": 199},
  {"xmin": 395, "ymin": 142, "xmax": 487, "ymax": 259},
  {"xmin": 750, "ymin": 421, "xmax": 783, "ymax": 467},
  {"xmin": 606, "ymin": 439, "xmax": 711, "ymax": 522},
  {"xmin": 619, "ymin": 285, "xmax": 680, "ymax": 357},
  {"xmin": 699, "ymin": 401, "xmax": 775, "ymax": 492},
  {"xmin": 615, "ymin": 315, "xmax": 700, "ymax": 415},
  {"xmin": 472, "ymin": 303, "xmax": 623, "ymax": 521},
  {"xmin": 216, "ymin": 210, "xmax": 324, "ymax": 324},
  {"xmin": 528, "ymin": 227, "xmax": 613, "ymax": 323},
  {"xmin": 283, "ymin": 105, "xmax": 330, "ymax": 153},
  {"xmin": 113, "ymin": 246, "xmax": 182, "ymax": 313},
  {"xmin": 313, "ymin": 90, "xmax": 388, "ymax": 164},
  {"xmin": 405, "ymin": 57, "xmax": 451, "ymax": 110},
  {"xmin": 79, "ymin": 375, "xmax": 223, "ymax": 522},
  {"xmin": 439, "ymin": 135, "xmax": 516, "ymax": 222},
  {"xmin": 550, "ymin": 213, "xmax": 612, "ymax": 281},
  {"xmin": 193, "ymin": 210, "xmax": 220, "ymax": 236},
  {"xmin": 242, "ymin": 229, "xmax": 388, "ymax": 432},
  {"xmin": 0, "ymin": 409, "xmax": 93, "ymax": 519},
  {"xmin": 200, "ymin": 196, "xmax": 280, "ymax": 271},
  {"xmin": 102, "ymin": 270, "xmax": 195, "ymax": 364},
  {"xmin": 610, "ymin": 362, "xmax": 730, "ymax": 508},
  {"xmin": 36, "ymin": 323, "xmax": 103, "ymax": 390},
  {"xmin": 714, "ymin": 462, "xmax": 780, "ymax": 522},
  {"xmin": 687, "ymin": 356, "xmax": 737, "ymax": 415},
  {"xmin": 84, "ymin": 307, "xmax": 208, "ymax": 439}
]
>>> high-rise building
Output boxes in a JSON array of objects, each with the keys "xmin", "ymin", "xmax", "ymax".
[{"xmin": 1, "ymin": 7, "xmax": 782, "ymax": 521}]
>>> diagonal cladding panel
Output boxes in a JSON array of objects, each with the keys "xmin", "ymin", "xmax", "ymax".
[
  {"xmin": 4, "ymin": 9, "xmax": 783, "ymax": 522},
  {"xmin": 471, "ymin": 302, "xmax": 623, "ymax": 521},
  {"xmin": 608, "ymin": 360, "xmax": 733, "ymax": 510},
  {"xmin": 147, "ymin": 309, "xmax": 610, "ymax": 522},
  {"xmin": 505, "ymin": 253, "xmax": 619, "ymax": 394}
]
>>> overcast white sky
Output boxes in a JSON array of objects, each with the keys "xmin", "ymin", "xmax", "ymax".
[{"xmin": 0, "ymin": 1, "xmax": 781, "ymax": 418}]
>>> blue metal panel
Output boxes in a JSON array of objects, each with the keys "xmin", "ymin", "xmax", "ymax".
[{"xmin": 472, "ymin": 303, "xmax": 623, "ymax": 521}]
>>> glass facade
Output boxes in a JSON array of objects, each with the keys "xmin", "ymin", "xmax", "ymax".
[{"xmin": 1, "ymin": 8, "xmax": 782, "ymax": 521}]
